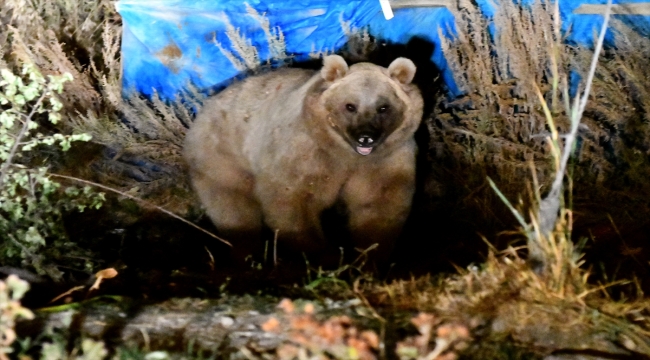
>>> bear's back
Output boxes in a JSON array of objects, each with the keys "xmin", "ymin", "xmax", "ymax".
[
  {"xmin": 208, "ymin": 68, "xmax": 316, "ymax": 120},
  {"xmin": 185, "ymin": 68, "xmax": 316, "ymax": 168}
]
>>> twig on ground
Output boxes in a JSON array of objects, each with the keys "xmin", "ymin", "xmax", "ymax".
[{"xmin": 48, "ymin": 172, "xmax": 232, "ymax": 247}]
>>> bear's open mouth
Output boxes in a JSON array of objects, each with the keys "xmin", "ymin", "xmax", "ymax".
[
  {"xmin": 356, "ymin": 146, "xmax": 373, "ymax": 155},
  {"xmin": 355, "ymin": 134, "xmax": 375, "ymax": 156}
]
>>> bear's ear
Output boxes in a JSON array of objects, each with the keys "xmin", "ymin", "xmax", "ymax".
[
  {"xmin": 321, "ymin": 55, "xmax": 349, "ymax": 82},
  {"xmin": 388, "ymin": 57, "xmax": 416, "ymax": 85}
]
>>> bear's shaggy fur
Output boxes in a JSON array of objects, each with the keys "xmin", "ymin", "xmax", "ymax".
[{"xmin": 184, "ymin": 55, "xmax": 423, "ymax": 264}]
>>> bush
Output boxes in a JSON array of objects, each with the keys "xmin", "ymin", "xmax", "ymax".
[{"xmin": 0, "ymin": 63, "xmax": 104, "ymax": 280}]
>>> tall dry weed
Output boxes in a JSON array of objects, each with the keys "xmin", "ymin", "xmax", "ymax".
[{"xmin": 431, "ymin": 0, "xmax": 650, "ymax": 249}]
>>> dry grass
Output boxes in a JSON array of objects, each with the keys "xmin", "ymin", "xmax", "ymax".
[
  {"xmin": 362, "ymin": 247, "xmax": 650, "ymax": 357},
  {"xmin": 429, "ymin": 0, "xmax": 650, "ymax": 253},
  {"xmin": 391, "ymin": 0, "xmax": 650, "ymax": 356}
]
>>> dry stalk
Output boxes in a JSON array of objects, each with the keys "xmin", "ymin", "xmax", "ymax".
[{"xmin": 49, "ymin": 173, "xmax": 232, "ymax": 246}]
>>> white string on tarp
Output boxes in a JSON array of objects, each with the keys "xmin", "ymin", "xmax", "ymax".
[{"xmin": 380, "ymin": 0, "xmax": 395, "ymax": 19}]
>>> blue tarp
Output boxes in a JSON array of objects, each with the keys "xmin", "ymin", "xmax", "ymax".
[{"xmin": 116, "ymin": 0, "xmax": 650, "ymax": 101}]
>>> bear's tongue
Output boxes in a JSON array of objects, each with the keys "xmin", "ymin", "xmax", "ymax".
[{"xmin": 356, "ymin": 146, "xmax": 373, "ymax": 156}]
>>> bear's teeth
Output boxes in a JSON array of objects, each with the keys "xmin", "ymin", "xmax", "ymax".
[{"xmin": 356, "ymin": 146, "xmax": 373, "ymax": 156}]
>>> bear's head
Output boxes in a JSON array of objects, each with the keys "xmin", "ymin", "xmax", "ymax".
[{"xmin": 317, "ymin": 55, "xmax": 423, "ymax": 156}]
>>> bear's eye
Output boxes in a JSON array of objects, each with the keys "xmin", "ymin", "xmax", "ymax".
[
  {"xmin": 345, "ymin": 104, "xmax": 357, "ymax": 112},
  {"xmin": 377, "ymin": 105, "xmax": 389, "ymax": 114}
]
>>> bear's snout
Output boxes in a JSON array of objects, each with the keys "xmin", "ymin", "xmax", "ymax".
[
  {"xmin": 350, "ymin": 128, "xmax": 382, "ymax": 156},
  {"xmin": 356, "ymin": 134, "xmax": 375, "ymax": 155}
]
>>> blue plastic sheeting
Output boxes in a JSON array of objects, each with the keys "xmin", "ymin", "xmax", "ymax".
[{"xmin": 116, "ymin": 0, "xmax": 650, "ymax": 101}]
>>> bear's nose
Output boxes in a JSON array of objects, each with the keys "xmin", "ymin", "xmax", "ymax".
[{"xmin": 357, "ymin": 135, "xmax": 375, "ymax": 146}]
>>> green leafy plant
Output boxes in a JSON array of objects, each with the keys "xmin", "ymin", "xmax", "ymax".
[{"xmin": 0, "ymin": 63, "xmax": 104, "ymax": 280}]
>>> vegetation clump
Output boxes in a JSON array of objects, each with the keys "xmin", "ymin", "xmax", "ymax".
[{"xmin": 0, "ymin": 63, "xmax": 103, "ymax": 280}]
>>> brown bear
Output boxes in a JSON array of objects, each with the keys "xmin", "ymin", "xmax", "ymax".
[{"xmin": 184, "ymin": 55, "xmax": 423, "ymax": 265}]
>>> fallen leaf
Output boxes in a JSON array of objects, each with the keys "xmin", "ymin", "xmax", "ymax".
[
  {"xmin": 261, "ymin": 317, "xmax": 281, "ymax": 332},
  {"xmin": 90, "ymin": 268, "xmax": 119, "ymax": 291},
  {"xmin": 278, "ymin": 298, "xmax": 295, "ymax": 313},
  {"xmin": 277, "ymin": 344, "xmax": 299, "ymax": 360},
  {"xmin": 304, "ymin": 302, "xmax": 315, "ymax": 314},
  {"xmin": 437, "ymin": 353, "xmax": 458, "ymax": 360},
  {"xmin": 436, "ymin": 324, "xmax": 470, "ymax": 340},
  {"xmin": 361, "ymin": 331, "xmax": 380, "ymax": 349},
  {"xmin": 96, "ymin": 268, "xmax": 118, "ymax": 279}
]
